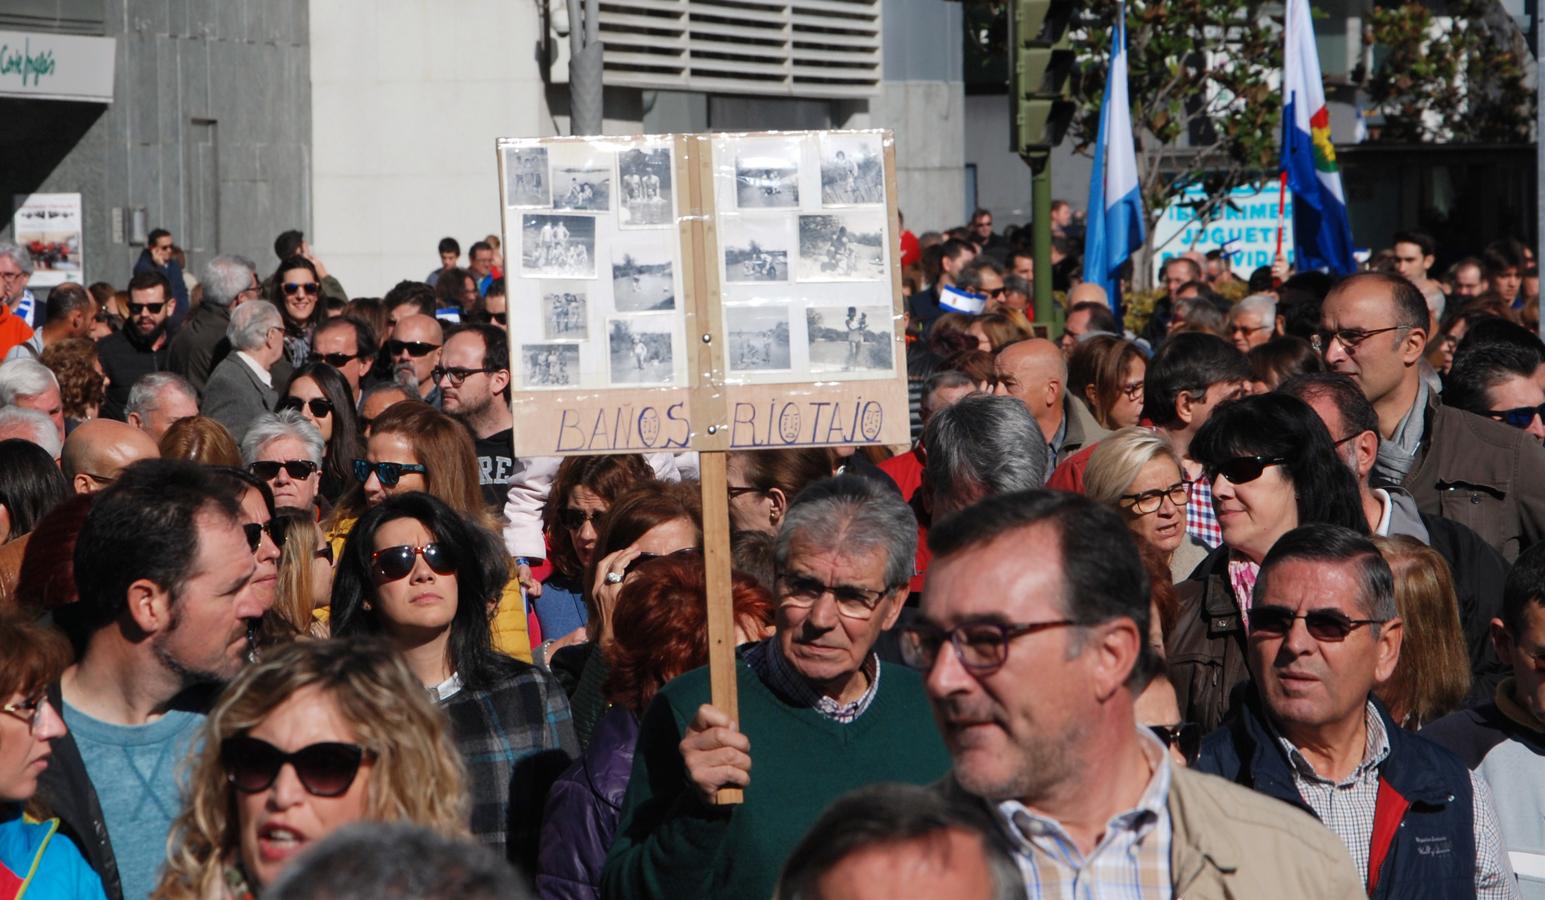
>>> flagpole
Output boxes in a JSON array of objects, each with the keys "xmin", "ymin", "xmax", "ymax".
[{"xmin": 1274, "ymin": 169, "xmax": 1287, "ymax": 261}]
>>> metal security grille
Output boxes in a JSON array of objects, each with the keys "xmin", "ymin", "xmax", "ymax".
[{"xmin": 594, "ymin": 0, "xmax": 882, "ymax": 98}]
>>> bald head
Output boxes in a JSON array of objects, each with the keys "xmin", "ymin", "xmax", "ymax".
[
  {"xmin": 62, "ymin": 419, "xmax": 161, "ymax": 494},
  {"xmin": 389, "ymin": 314, "xmax": 444, "ymax": 397},
  {"xmin": 1066, "ymin": 282, "xmax": 1110, "ymax": 309},
  {"xmin": 992, "ymin": 338, "xmax": 1067, "ymax": 440}
]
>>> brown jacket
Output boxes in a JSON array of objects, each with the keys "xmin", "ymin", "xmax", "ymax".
[
  {"xmin": 1165, "ymin": 547, "xmax": 1247, "ymax": 734},
  {"xmin": 1406, "ymin": 393, "xmax": 1545, "ymax": 562}
]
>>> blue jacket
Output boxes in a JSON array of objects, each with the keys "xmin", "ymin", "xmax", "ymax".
[
  {"xmin": 536, "ymin": 707, "xmax": 640, "ymax": 900},
  {"xmin": 1195, "ymin": 694, "xmax": 1477, "ymax": 899},
  {"xmin": 0, "ymin": 807, "xmax": 106, "ymax": 900}
]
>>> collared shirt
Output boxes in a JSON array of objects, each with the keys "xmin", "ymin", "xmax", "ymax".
[
  {"xmin": 235, "ymin": 350, "xmax": 273, "ymax": 388},
  {"xmin": 1276, "ymin": 700, "xmax": 1515, "ymax": 899},
  {"xmin": 1181, "ymin": 459, "xmax": 1222, "ymax": 549},
  {"xmin": 427, "ymin": 671, "xmax": 464, "ymax": 703},
  {"xmin": 995, "ymin": 729, "xmax": 1173, "ymax": 899},
  {"xmin": 742, "ymin": 637, "xmax": 880, "ymax": 724},
  {"xmin": 1048, "ymin": 413, "xmax": 1069, "ymax": 470}
]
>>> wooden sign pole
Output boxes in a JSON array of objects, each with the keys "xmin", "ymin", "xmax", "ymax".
[{"xmin": 698, "ymin": 451, "xmax": 742, "ymax": 805}]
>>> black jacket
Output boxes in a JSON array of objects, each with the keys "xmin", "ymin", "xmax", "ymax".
[
  {"xmin": 97, "ymin": 329, "xmax": 170, "ymax": 421},
  {"xmin": 33, "ymin": 680, "xmax": 123, "ymax": 900},
  {"xmin": 166, "ymin": 301, "xmax": 231, "ymax": 393}
]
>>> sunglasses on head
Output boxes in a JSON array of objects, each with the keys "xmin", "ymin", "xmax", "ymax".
[
  {"xmin": 248, "ymin": 459, "xmax": 319, "ymax": 481},
  {"xmin": 1246, "ymin": 605, "xmax": 1382, "ymax": 641},
  {"xmin": 318, "ymin": 352, "xmax": 359, "ymax": 368},
  {"xmin": 1204, "ymin": 455, "xmax": 1288, "ymax": 484},
  {"xmin": 1485, "ymin": 402, "xmax": 1545, "ymax": 431},
  {"xmin": 128, "ymin": 301, "xmax": 166, "ymax": 315},
  {"xmin": 352, "ymin": 458, "xmax": 427, "ymax": 487},
  {"xmin": 1148, "ymin": 722, "xmax": 1202, "ymax": 765},
  {"xmin": 386, "ymin": 340, "xmax": 439, "ymax": 358},
  {"xmin": 278, "ymin": 396, "xmax": 335, "ymax": 418},
  {"xmin": 282, "ymin": 282, "xmax": 321, "ymax": 296},
  {"xmin": 371, "ymin": 542, "xmax": 458, "ymax": 581},
  {"xmin": 221, "ymin": 735, "xmax": 370, "ymax": 797},
  {"xmin": 242, "ymin": 521, "xmax": 286, "ymax": 553}
]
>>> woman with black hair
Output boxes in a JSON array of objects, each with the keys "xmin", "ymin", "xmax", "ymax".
[
  {"xmin": 268, "ymin": 255, "xmax": 327, "ymax": 368},
  {"xmin": 280, "ymin": 361, "xmax": 363, "ymax": 503},
  {"xmin": 1165, "ymin": 392, "xmax": 1367, "ymax": 732},
  {"xmin": 329, "ymin": 492, "xmax": 576, "ymax": 868},
  {"xmin": 0, "ymin": 438, "xmax": 69, "ymax": 603}
]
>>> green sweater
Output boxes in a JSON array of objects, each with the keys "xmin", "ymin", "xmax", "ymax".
[{"xmin": 599, "ymin": 656, "xmax": 950, "ymax": 900}]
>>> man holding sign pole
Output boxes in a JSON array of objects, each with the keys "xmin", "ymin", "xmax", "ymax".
[{"xmin": 601, "ymin": 476, "xmax": 950, "ymax": 900}]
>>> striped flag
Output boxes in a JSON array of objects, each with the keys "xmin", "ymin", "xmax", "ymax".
[
  {"xmin": 1282, "ymin": 0, "xmax": 1356, "ymax": 274},
  {"xmin": 1082, "ymin": 2, "xmax": 1145, "ymax": 311}
]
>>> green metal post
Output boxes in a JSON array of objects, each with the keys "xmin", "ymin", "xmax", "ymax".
[{"xmin": 1030, "ymin": 153, "xmax": 1053, "ymax": 325}]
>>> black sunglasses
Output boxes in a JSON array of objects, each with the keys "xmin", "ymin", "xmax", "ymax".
[
  {"xmin": 128, "ymin": 301, "xmax": 166, "ymax": 315},
  {"xmin": 352, "ymin": 459, "xmax": 427, "ymax": 487},
  {"xmin": 1148, "ymin": 722, "xmax": 1202, "ymax": 765},
  {"xmin": 318, "ymin": 352, "xmax": 359, "ymax": 368},
  {"xmin": 279, "ymin": 396, "xmax": 335, "ymax": 418},
  {"xmin": 1485, "ymin": 402, "xmax": 1545, "ymax": 431},
  {"xmin": 1204, "ymin": 455, "xmax": 1287, "ymax": 484},
  {"xmin": 558, "ymin": 508, "xmax": 604, "ymax": 531},
  {"xmin": 488, "ymin": 312, "xmax": 507, "ymax": 325},
  {"xmin": 221, "ymin": 735, "xmax": 370, "ymax": 797},
  {"xmin": 1247, "ymin": 605, "xmax": 1383, "ymax": 642},
  {"xmin": 386, "ymin": 340, "xmax": 440, "ymax": 358},
  {"xmin": 370, "ymin": 543, "xmax": 458, "ymax": 581},
  {"xmin": 248, "ymin": 459, "xmax": 320, "ymax": 481},
  {"xmin": 241, "ymin": 521, "xmax": 286, "ymax": 553}
]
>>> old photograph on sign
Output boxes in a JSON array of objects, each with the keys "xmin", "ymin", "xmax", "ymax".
[
  {"xmin": 806, "ymin": 305, "xmax": 893, "ymax": 374},
  {"xmin": 504, "ymin": 146, "xmax": 551, "ymax": 208},
  {"xmin": 725, "ymin": 304, "xmax": 792, "ymax": 373},
  {"xmin": 608, "ymin": 317, "xmax": 675, "ymax": 385},
  {"xmin": 617, "ymin": 146, "xmax": 674, "ymax": 227},
  {"xmin": 520, "ymin": 344, "xmax": 581, "ymax": 389},
  {"xmin": 611, "ymin": 238, "xmax": 675, "ymax": 312},
  {"xmin": 553, "ymin": 164, "xmax": 612, "ymax": 212},
  {"xmin": 539, "ymin": 284, "xmax": 588, "ymax": 340},
  {"xmin": 734, "ymin": 141, "xmax": 800, "ymax": 209},
  {"xmin": 721, "ymin": 217, "xmax": 791, "ymax": 284},
  {"xmin": 819, "ymin": 134, "xmax": 884, "ymax": 206},
  {"xmin": 796, "ymin": 212, "xmax": 886, "ymax": 282},
  {"xmin": 520, "ymin": 214, "xmax": 595, "ymax": 278}
]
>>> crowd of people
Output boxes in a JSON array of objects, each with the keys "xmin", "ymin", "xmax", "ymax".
[{"xmin": 1, "ymin": 207, "xmax": 1545, "ymax": 899}]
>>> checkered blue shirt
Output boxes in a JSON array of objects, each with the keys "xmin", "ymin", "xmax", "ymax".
[{"xmin": 1186, "ymin": 474, "xmax": 1222, "ymax": 550}]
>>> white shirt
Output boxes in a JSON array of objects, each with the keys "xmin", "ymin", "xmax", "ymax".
[{"xmin": 235, "ymin": 350, "xmax": 272, "ymax": 388}]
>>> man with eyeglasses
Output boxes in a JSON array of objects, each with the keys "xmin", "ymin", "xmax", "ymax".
[
  {"xmin": 202, "ymin": 301, "xmax": 285, "ymax": 444},
  {"xmin": 1195, "ymin": 524, "xmax": 1516, "ymax": 899},
  {"xmin": 387, "ymin": 314, "xmax": 444, "ymax": 407},
  {"xmin": 0, "ymin": 242, "xmax": 41, "ymax": 332},
  {"xmin": 98, "ymin": 270, "xmax": 175, "ymax": 420},
  {"xmin": 1319, "ymin": 271, "xmax": 1545, "ymax": 561},
  {"xmin": 956, "ymin": 258, "xmax": 1006, "ymax": 311},
  {"xmin": 603, "ymin": 476, "xmax": 950, "ymax": 900},
  {"xmin": 913, "ymin": 491, "xmax": 1363, "ymax": 897},
  {"xmin": 1226, "ymin": 293, "xmax": 1278, "ymax": 354},
  {"xmin": 439, "ymin": 324, "xmax": 516, "ymax": 509},
  {"xmin": 35, "ymin": 461, "xmax": 265, "ymax": 900},
  {"xmin": 60, "ymin": 418, "xmax": 160, "ymax": 495},
  {"xmin": 1445, "ymin": 342, "xmax": 1545, "ymax": 443},
  {"xmin": 131, "ymin": 228, "xmax": 191, "ymax": 331},
  {"xmin": 168, "ymin": 254, "xmax": 260, "ymax": 392}
]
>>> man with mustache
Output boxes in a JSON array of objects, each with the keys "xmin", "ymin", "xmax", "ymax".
[
  {"xmin": 912, "ymin": 491, "xmax": 1364, "ymax": 897},
  {"xmin": 1195, "ymin": 523, "xmax": 1515, "ymax": 898},
  {"xmin": 602, "ymin": 476, "xmax": 949, "ymax": 900}
]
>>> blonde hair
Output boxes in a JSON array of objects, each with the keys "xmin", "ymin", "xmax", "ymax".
[
  {"xmin": 154, "ymin": 639, "xmax": 469, "ymax": 898},
  {"xmin": 1084, "ymin": 427, "xmax": 1183, "ymax": 507},
  {"xmin": 1372, "ymin": 535, "xmax": 1471, "ymax": 730},
  {"xmin": 272, "ymin": 509, "xmax": 327, "ymax": 637}
]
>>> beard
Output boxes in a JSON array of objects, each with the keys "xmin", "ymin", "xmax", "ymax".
[
  {"xmin": 128, "ymin": 318, "xmax": 167, "ymax": 348},
  {"xmin": 150, "ymin": 604, "xmax": 238, "ymax": 689},
  {"xmin": 939, "ymin": 693, "xmax": 1088, "ymax": 805},
  {"xmin": 392, "ymin": 364, "xmax": 419, "ymax": 393}
]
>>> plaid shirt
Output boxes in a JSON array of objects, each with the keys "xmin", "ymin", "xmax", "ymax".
[
  {"xmin": 1185, "ymin": 467, "xmax": 1222, "ymax": 549},
  {"xmin": 994, "ymin": 730, "xmax": 1173, "ymax": 899},
  {"xmin": 743, "ymin": 637, "xmax": 881, "ymax": 724},
  {"xmin": 440, "ymin": 663, "xmax": 579, "ymax": 865},
  {"xmin": 1277, "ymin": 701, "xmax": 1516, "ymax": 899}
]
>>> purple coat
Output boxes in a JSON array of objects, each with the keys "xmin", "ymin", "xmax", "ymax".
[{"xmin": 536, "ymin": 706, "xmax": 640, "ymax": 900}]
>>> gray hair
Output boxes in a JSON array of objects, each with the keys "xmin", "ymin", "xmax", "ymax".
[
  {"xmin": 1234, "ymin": 292, "xmax": 1277, "ymax": 324},
  {"xmin": 0, "ymin": 406, "xmax": 61, "ymax": 458},
  {"xmin": 924, "ymin": 393, "xmax": 1047, "ymax": 515},
  {"xmin": 264, "ymin": 822, "xmax": 525, "ymax": 900},
  {"xmin": 241, "ymin": 409, "xmax": 325, "ymax": 466},
  {"xmin": 227, "ymin": 300, "xmax": 282, "ymax": 351},
  {"xmin": 359, "ymin": 380, "xmax": 413, "ymax": 415},
  {"xmin": 0, "ymin": 359, "xmax": 58, "ymax": 405},
  {"xmin": 125, "ymin": 372, "xmax": 197, "ymax": 419},
  {"xmin": 0, "ymin": 243, "xmax": 32, "ymax": 275},
  {"xmin": 775, "ymin": 475, "xmax": 917, "ymax": 591},
  {"xmin": 201, "ymin": 254, "xmax": 258, "ymax": 308},
  {"xmin": 956, "ymin": 257, "xmax": 1005, "ymax": 294}
]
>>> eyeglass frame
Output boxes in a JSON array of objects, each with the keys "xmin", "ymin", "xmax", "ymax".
[
  {"xmin": 432, "ymin": 365, "xmax": 497, "ymax": 387},
  {"xmin": 897, "ymin": 617, "xmax": 1079, "ymax": 676},
  {"xmin": 774, "ymin": 569, "xmax": 900, "ymax": 621},
  {"xmin": 1, "ymin": 693, "xmax": 51, "ymax": 733},
  {"xmin": 1308, "ymin": 324, "xmax": 1411, "ymax": 355},
  {"xmin": 1118, "ymin": 480, "xmax": 1191, "ymax": 516}
]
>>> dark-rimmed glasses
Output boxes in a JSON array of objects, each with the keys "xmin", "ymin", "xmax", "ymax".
[
  {"xmin": 1148, "ymin": 722, "xmax": 1202, "ymax": 765},
  {"xmin": 352, "ymin": 459, "xmax": 427, "ymax": 487},
  {"xmin": 777, "ymin": 572, "xmax": 894, "ymax": 620},
  {"xmin": 898, "ymin": 618, "xmax": 1078, "ymax": 675},
  {"xmin": 249, "ymin": 459, "xmax": 320, "ymax": 481},
  {"xmin": 1119, "ymin": 481, "xmax": 1190, "ymax": 516},
  {"xmin": 1484, "ymin": 402, "xmax": 1545, "ymax": 431},
  {"xmin": 1204, "ymin": 456, "xmax": 1287, "ymax": 485},
  {"xmin": 386, "ymin": 340, "xmax": 439, "ymax": 358},
  {"xmin": 221, "ymin": 735, "xmax": 371, "ymax": 797},
  {"xmin": 1247, "ymin": 605, "xmax": 1383, "ymax": 642},
  {"xmin": 558, "ymin": 508, "xmax": 604, "ymax": 531},
  {"xmin": 128, "ymin": 301, "xmax": 166, "ymax": 316},
  {"xmin": 432, "ymin": 365, "xmax": 495, "ymax": 387},
  {"xmin": 371, "ymin": 543, "xmax": 457, "ymax": 581},
  {"xmin": 278, "ymin": 396, "xmax": 335, "ymax": 418},
  {"xmin": 282, "ymin": 282, "xmax": 321, "ymax": 296},
  {"xmin": 318, "ymin": 352, "xmax": 359, "ymax": 368},
  {"xmin": 242, "ymin": 521, "xmax": 286, "ymax": 553}
]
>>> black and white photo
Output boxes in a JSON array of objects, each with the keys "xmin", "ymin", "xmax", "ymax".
[
  {"xmin": 607, "ymin": 317, "xmax": 675, "ymax": 385},
  {"xmin": 611, "ymin": 240, "xmax": 676, "ymax": 312},
  {"xmin": 553, "ymin": 165, "xmax": 612, "ymax": 212},
  {"xmin": 734, "ymin": 142, "xmax": 801, "ymax": 209},
  {"xmin": 806, "ymin": 305, "xmax": 893, "ymax": 374},
  {"xmin": 725, "ymin": 305, "xmax": 792, "ymax": 372},
  {"xmin": 819, "ymin": 135, "xmax": 885, "ymax": 206},
  {"xmin": 504, "ymin": 146, "xmax": 551, "ymax": 207},
  {"xmin": 539, "ymin": 284, "xmax": 588, "ymax": 340},
  {"xmin": 796, "ymin": 212, "xmax": 886, "ymax": 281},
  {"xmin": 722, "ymin": 218, "xmax": 791, "ymax": 284},
  {"xmin": 520, "ymin": 343, "xmax": 581, "ymax": 388},
  {"xmin": 520, "ymin": 214, "xmax": 595, "ymax": 278},
  {"xmin": 617, "ymin": 146, "xmax": 674, "ymax": 227}
]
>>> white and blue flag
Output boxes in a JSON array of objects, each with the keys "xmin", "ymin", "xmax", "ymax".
[{"xmin": 1081, "ymin": 2, "xmax": 1145, "ymax": 310}]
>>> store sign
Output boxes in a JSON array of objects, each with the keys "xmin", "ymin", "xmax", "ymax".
[
  {"xmin": 0, "ymin": 30, "xmax": 115, "ymax": 103},
  {"xmin": 1150, "ymin": 182, "xmax": 1296, "ymax": 281}
]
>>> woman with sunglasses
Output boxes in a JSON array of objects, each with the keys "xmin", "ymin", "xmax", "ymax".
[
  {"xmin": 1166, "ymin": 392, "xmax": 1366, "ymax": 732},
  {"xmin": 535, "ymin": 455, "xmax": 657, "ymax": 652},
  {"xmin": 267, "ymin": 255, "xmax": 327, "ymax": 369},
  {"xmin": 280, "ymin": 362, "xmax": 363, "ymax": 503},
  {"xmin": 154, "ymin": 638, "xmax": 469, "ymax": 897},
  {"xmin": 270, "ymin": 508, "xmax": 334, "ymax": 638},
  {"xmin": 323, "ymin": 401, "xmax": 531, "ymax": 662},
  {"xmin": 0, "ymin": 613, "xmax": 106, "ymax": 899},
  {"xmin": 329, "ymin": 493, "xmax": 576, "ymax": 869},
  {"xmin": 1068, "ymin": 334, "xmax": 1147, "ymax": 430},
  {"xmin": 1085, "ymin": 427, "xmax": 1209, "ymax": 583},
  {"xmin": 242, "ymin": 411, "xmax": 326, "ymax": 515}
]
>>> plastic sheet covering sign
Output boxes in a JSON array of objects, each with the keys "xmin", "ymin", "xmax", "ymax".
[
  {"xmin": 496, "ymin": 130, "xmax": 909, "ymax": 458},
  {"xmin": 1150, "ymin": 182, "xmax": 1297, "ymax": 283},
  {"xmin": 13, "ymin": 193, "xmax": 83, "ymax": 288}
]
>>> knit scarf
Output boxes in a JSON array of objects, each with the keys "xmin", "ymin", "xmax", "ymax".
[{"xmin": 1371, "ymin": 378, "xmax": 1428, "ymax": 487}]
